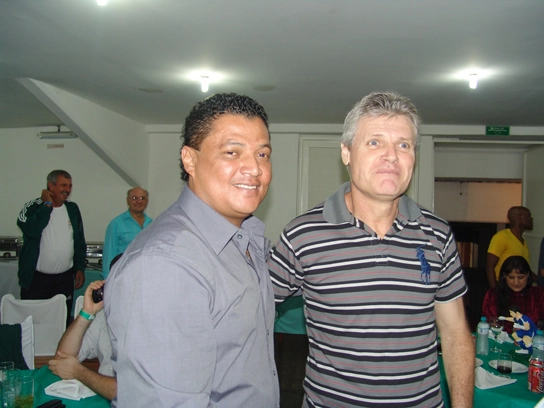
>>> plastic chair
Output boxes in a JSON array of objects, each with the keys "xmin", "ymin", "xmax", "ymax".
[
  {"xmin": 1, "ymin": 294, "xmax": 66, "ymax": 356},
  {"xmin": 74, "ymin": 295, "xmax": 84, "ymax": 318}
]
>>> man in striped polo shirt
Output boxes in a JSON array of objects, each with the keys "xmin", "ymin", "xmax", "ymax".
[{"xmin": 268, "ymin": 91, "xmax": 474, "ymax": 407}]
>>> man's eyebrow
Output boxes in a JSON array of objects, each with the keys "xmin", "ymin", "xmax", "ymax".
[{"xmin": 221, "ymin": 140, "xmax": 271, "ymax": 150}]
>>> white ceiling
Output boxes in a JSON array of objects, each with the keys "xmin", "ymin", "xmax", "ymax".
[{"xmin": 1, "ymin": 0, "xmax": 544, "ymax": 129}]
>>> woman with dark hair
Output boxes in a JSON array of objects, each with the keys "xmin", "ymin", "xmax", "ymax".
[{"xmin": 482, "ymin": 255, "xmax": 544, "ymax": 333}]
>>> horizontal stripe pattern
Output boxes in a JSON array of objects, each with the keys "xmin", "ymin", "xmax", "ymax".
[{"xmin": 268, "ymin": 195, "xmax": 466, "ymax": 408}]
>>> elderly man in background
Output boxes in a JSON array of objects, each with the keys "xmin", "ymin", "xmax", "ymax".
[
  {"xmin": 268, "ymin": 91, "xmax": 474, "ymax": 407},
  {"xmin": 102, "ymin": 187, "xmax": 152, "ymax": 277},
  {"xmin": 17, "ymin": 169, "xmax": 86, "ymax": 320},
  {"xmin": 105, "ymin": 93, "xmax": 279, "ymax": 407},
  {"xmin": 486, "ymin": 206, "xmax": 533, "ymax": 289}
]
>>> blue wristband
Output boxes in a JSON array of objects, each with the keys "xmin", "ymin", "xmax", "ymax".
[{"xmin": 44, "ymin": 201, "xmax": 52, "ymax": 206}]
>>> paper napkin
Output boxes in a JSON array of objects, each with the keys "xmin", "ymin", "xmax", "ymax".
[
  {"xmin": 474, "ymin": 366, "xmax": 517, "ymax": 390},
  {"xmin": 44, "ymin": 379, "xmax": 97, "ymax": 400}
]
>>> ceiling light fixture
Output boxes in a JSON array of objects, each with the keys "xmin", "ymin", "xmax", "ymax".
[
  {"xmin": 97, "ymin": 0, "xmax": 108, "ymax": 6},
  {"xmin": 469, "ymin": 73, "xmax": 478, "ymax": 89},
  {"xmin": 200, "ymin": 75, "xmax": 210, "ymax": 92},
  {"xmin": 37, "ymin": 126, "xmax": 77, "ymax": 139}
]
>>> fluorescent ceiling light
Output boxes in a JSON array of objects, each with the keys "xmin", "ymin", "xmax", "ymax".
[{"xmin": 37, "ymin": 131, "xmax": 77, "ymax": 139}]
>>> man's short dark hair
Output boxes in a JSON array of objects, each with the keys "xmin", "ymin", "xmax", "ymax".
[
  {"xmin": 179, "ymin": 93, "xmax": 269, "ymax": 182},
  {"xmin": 47, "ymin": 170, "xmax": 72, "ymax": 186}
]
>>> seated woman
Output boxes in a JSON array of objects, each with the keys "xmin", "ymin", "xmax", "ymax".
[{"xmin": 482, "ymin": 255, "xmax": 544, "ymax": 334}]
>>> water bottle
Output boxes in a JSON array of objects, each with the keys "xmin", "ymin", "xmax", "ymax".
[
  {"xmin": 476, "ymin": 316, "xmax": 489, "ymax": 356},
  {"xmin": 533, "ymin": 330, "xmax": 544, "ymax": 359}
]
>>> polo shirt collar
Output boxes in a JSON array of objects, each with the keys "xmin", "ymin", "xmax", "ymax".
[{"xmin": 323, "ymin": 182, "xmax": 422, "ymax": 225}]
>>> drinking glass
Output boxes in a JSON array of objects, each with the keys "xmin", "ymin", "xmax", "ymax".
[
  {"xmin": 14, "ymin": 375, "xmax": 33, "ymax": 408},
  {"xmin": 0, "ymin": 361, "xmax": 15, "ymax": 408},
  {"xmin": 497, "ymin": 352, "xmax": 513, "ymax": 377},
  {"xmin": 489, "ymin": 317, "xmax": 503, "ymax": 353}
]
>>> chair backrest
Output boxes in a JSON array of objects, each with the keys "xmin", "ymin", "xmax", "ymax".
[
  {"xmin": 1, "ymin": 294, "xmax": 66, "ymax": 356},
  {"xmin": 0, "ymin": 315, "xmax": 34, "ymax": 370},
  {"xmin": 74, "ymin": 295, "xmax": 84, "ymax": 318}
]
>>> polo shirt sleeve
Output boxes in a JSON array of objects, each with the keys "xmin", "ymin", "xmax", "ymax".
[
  {"xmin": 268, "ymin": 230, "xmax": 304, "ymax": 302},
  {"xmin": 435, "ymin": 228, "xmax": 468, "ymax": 303}
]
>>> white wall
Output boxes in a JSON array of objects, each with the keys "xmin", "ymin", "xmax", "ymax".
[
  {"xmin": 434, "ymin": 146, "xmax": 525, "ymax": 179},
  {"xmin": 0, "ymin": 127, "xmax": 135, "ymax": 242},
  {"xmin": 3, "ymin": 121, "xmax": 544, "ymax": 248},
  {"xmin": 434, "ymin": 181, "xmax": 522, "ymax": 223}
]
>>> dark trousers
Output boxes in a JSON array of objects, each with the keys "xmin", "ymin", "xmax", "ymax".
[{"xmin": 20, "ymin": 269, "xmax": 75, "ymax": 327}]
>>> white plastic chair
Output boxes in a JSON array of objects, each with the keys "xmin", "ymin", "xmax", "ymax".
[
  {"xmin": 74, "ymin": 295, "xmax": 84, "ymax": 318},
  {"xmin": 1, "ymin": 294, "xmax": 66, "ymax": 356}
]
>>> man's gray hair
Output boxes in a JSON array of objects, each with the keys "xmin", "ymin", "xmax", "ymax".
[
  {"xmin": 127, "ymin": 187, "xmax": 149, "ymax": 197},
  {"xmin": 47, "ymin": 170, "xmax": 72, "ymax": 186},
  {"xmin": 341, "ymin": 91, "xmax": 420, "ymax": 148}
]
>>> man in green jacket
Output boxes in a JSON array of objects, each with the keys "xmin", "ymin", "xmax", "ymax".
[{"xmin": 17, "ymin": 169, "xmax": 86, "ymax": 320}]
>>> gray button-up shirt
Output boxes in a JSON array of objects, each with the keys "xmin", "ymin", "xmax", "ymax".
[{"xmin": 105, "ymin": 186, "xmax": 279, "ymax": 407}]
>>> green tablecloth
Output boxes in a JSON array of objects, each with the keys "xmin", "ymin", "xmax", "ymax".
[
  {"xmin": 29, "ymin": 366, "xmax": 110, "ymax": 407},
  {"xmin": 441, "ymin": 336, "xmax": 544, "ymax": 408}
]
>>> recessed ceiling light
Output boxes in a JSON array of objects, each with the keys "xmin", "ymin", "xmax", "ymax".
[
  {"xmin": 200, "ymin": 76, "xmax": 209, "ymax": 93},
  {"xmin": 97, "ymin": 0, "xmax": 108, "ymax": 6},
  {"xmin": 469, "ymin": 74, "xmax": 478, "ymax": 89}
]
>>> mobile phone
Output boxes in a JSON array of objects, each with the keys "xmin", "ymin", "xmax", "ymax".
[{"xmin": 92, "ymin": 286, "xmax": 104, "ymax": 303}]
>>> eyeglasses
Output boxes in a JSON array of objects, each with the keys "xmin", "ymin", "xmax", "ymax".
[{"xmin": 130, "ymin": 196, "xmax": 148, "ymax": 201}]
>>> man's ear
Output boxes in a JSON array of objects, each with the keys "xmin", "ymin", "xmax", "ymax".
[
  {"xmin": 341, "ymin": 143, "xmax": 350, "ymax": 166},
  {"xmin": 181, "ymin": 146, "xmax": 197, "ymax": 177}
]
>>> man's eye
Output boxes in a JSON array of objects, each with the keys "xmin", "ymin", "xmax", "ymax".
[
  {"xmin": 399, "ymin": 142, "xmax": 411, "ymax": 149},
  {"xmin": 258, "ymin": 152, "xmax": 270, "ymax": 159},
  {"xmin": 368, "ymin": 140, "xmax": 379, "ymax": 146}
]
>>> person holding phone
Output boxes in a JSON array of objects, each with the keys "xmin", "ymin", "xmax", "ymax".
[
  {"xmin": 49, "ymin": 280, "xmax": 116, "ymax": 400},
  {"xmin": 17, "ymin": 169, "xmax": 87, "ymax": 321}
]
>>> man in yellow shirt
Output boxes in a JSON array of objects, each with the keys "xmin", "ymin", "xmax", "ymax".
[{"xmin": 486, "ymin": 206, "xmax": 533, "ymax": 289}]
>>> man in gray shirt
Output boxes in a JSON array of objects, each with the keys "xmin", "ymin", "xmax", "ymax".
[{"xmin": 105, "ymin": 93, "xmax": 279, "ymax": 407}]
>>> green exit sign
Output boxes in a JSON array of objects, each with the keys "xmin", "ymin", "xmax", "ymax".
[{"xmin": 486, "ymin": 126, "xmax": 510, "ymax": 136}]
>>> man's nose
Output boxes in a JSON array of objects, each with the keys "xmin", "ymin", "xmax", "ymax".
[{"xmin": 241, "ymin": 155, "xmax": 261, "ymax": 176}]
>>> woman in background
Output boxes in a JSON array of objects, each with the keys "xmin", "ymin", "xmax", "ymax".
[{"xmin": 482, "ymin": 255, "xmax": 544, "ymax": 333}]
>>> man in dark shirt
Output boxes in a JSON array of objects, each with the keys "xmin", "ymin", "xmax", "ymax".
[{"xmin": 17, "ymin": 169, "xmax": 86, "ymax": 319}]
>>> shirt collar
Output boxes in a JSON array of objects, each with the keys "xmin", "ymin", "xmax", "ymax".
[
  {"xmin": 323, "ymin": 181, "xmax": 422, "ymax": 225},
  {"xmin": 178, "ymin": 186, "xmax": 265, "ymax": 255}
]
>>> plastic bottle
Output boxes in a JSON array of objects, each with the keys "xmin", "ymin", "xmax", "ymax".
[
  {"xmin": 533, "ymin": 330, "xmax": 544, "ymax": 360},
  {"xmin": 476, "ymin": 316, "xmax": 489, "ymax": 356},
  {"xmin": 529, "ymin": 330, "xmax": 544, "ymax": 392}
]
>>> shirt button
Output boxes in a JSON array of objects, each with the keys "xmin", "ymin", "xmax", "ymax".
[{"xmin": 237, "ymin": 234, "xmax": 242, "ymax": 239}]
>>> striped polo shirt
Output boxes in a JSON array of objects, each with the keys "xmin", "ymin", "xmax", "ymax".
[{"xmin": 268, "ymin": 182, "xmax": 467, "ymax": 408}]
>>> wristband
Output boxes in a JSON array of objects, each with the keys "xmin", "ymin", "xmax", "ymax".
[
  {"xmin": 79, "ymin": 309, "xmax": 95, "ymax": 321},
  {"xmin": 44, "ymin": 201, "xmax": 53, "ymax": 206}
]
